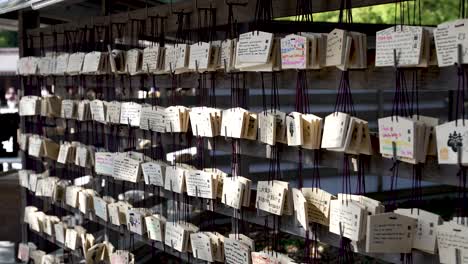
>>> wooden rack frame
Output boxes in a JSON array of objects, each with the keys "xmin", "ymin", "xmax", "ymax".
[{"xmin": 18, "ymin": 0, "xmax": 457, "ymax": 263}]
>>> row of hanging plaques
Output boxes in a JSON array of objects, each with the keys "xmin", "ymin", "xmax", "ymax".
[
  {"xmin": 17, "ymin": 29, "xmax": 365, "ymax": 76},
  {"xmin": 22, "ymin": 205, "xmax": 300, "ymax": 264},
  {"xmin": 17, "ymin": 99, "xmax": 466, "ymax": 261},
  {"xmin": 19, "ymin": 96, "xmax": 373, "ymax": 153},
  {"xmin": 18, "ymin": 157, "xmax": 468, "ymax": 262},
  {"xmin": 17, "ymin": 130, "xmax": 468, "ymax": 253},
  {"xmin": 17, "ymin": 19, "xmax": 468, "ymax": 77},
  {"xmin": 21, "ymin": 95, "xmax": 461, "ymax": 165}
]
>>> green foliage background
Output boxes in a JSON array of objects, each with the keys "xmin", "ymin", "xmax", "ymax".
[
  {"xmin": 278, "ymin": 0, "xmax": 459, "ymax": 25},
  {"xmin": 0, "ymin": 31, "xmax": 17, "ymax": 47}
]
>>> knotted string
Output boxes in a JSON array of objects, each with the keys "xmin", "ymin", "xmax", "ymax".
[
  {"xmin": 150, "ymin": 16, "xmax": 165, "ymax": 161},
  {"xmin": 225, "ymin": 1, "xmax": 246, "ymax": 39},
  {"xmin": 295, "ymin": 0, "xmax": 313, "ymax": 22},
  {"xmin": 388, "ymin": 27, "xmax": 411, "ymax": 211},
  {"xmin": 149, "ymin": 15, "xmax": 165, "ymax": 47},
  {"xmin": 308, "ymin": 147, "xmax": 321, "ymax": 264},
  {"xmin": 336, "ymin": 1, "xmax": 356, "ymax": 262},
  {"xmin": 94, "ymin": 24, "xmax": 108, "ymax": 52},
  {"xmin": 408, "ymin": 68, "xmax": 423, "ymax": 216},
  {"xmin": 296, "ymin": 70, "xmax": 309, "ymax": 189},
  {"xmin": 79, "ymin": 25, "xmax": 89, "ymax": 52},
  {"xmin": 253, "ymin": 0, "xmax": 273, "ymax": 31},
  {"xmin": 197, "ymin": 3, "xmax": 216, "ymax": 43},
  {"xmin": 455, "ymin": 47, "xmax": 468, "ymax": 222},
  {"xmin": 355, "ymin": 156, "xmax": 366, "ymax": 195},
  {"xmin": 111, "ymin": 22, "xmax": 126, "ymax": 49}
]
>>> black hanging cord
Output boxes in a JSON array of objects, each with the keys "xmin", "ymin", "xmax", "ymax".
[
  {"xmin": 197, "ymin": 3, "xmax": 216, "ymax": 43},
  {"xmin": 253, "ymin": 0, "xmax": 273, "ymax": 31},
  {"xmin": 296, "ymin": 0, "xmax": 313, "ymax": 22},
  {"xmin": 225, "ymin": 1, "xmax": 246, "ymax": 39},
  {"xmin": 338, "ymin": 0, "xmax": 353, "ymax": 27},
  {"xmin": 460, "ymin": 0, "xmax": 468, "ymax": 19},
  {"xmin": 295, "ymin": 70, "xmax": 309, "ymax": 190},
  {"xmin": 335, "ymin": 2, "xmax": 356, "ymax": 263}
]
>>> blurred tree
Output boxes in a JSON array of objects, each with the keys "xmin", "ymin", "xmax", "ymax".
[
  {"xmin": 0, "ymin": 31, "xmax": 17, "ymax": 47},
  {"xmin": 278, "ymin": 0, "xmax": 459, "ymax": 25}
]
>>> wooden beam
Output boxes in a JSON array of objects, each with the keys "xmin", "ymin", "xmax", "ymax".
[
  {"xmin": 27, "ymin": 0, "xmax": 401, "ymax": 35},
  {"xmin": 38, "ymin": 2, "xmax": 102, "ymax": 23}
]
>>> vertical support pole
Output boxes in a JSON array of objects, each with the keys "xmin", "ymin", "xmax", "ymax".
[
  {"xmin": 101, "ymin": 0, "xmax": 111, "ymax": 16},
  {"xmin": 18, "ymin": 10, "xmax": 40, "ymax": 58},
  {"xmin": 18, "ymin": 9, "xmax": 39, "ymax": 245}
]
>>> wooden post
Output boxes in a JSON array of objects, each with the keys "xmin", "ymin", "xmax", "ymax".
[
  {"xmin": 18, "ymin": 10, "xmax": 39, "ymax": 57},
  {"xmin": 101, "ymin": 0, "xmax": 111, "ymax": 16},
  {"xmin": 18, "ymin": 8, "xmax": 39, "ymax": 246}
]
